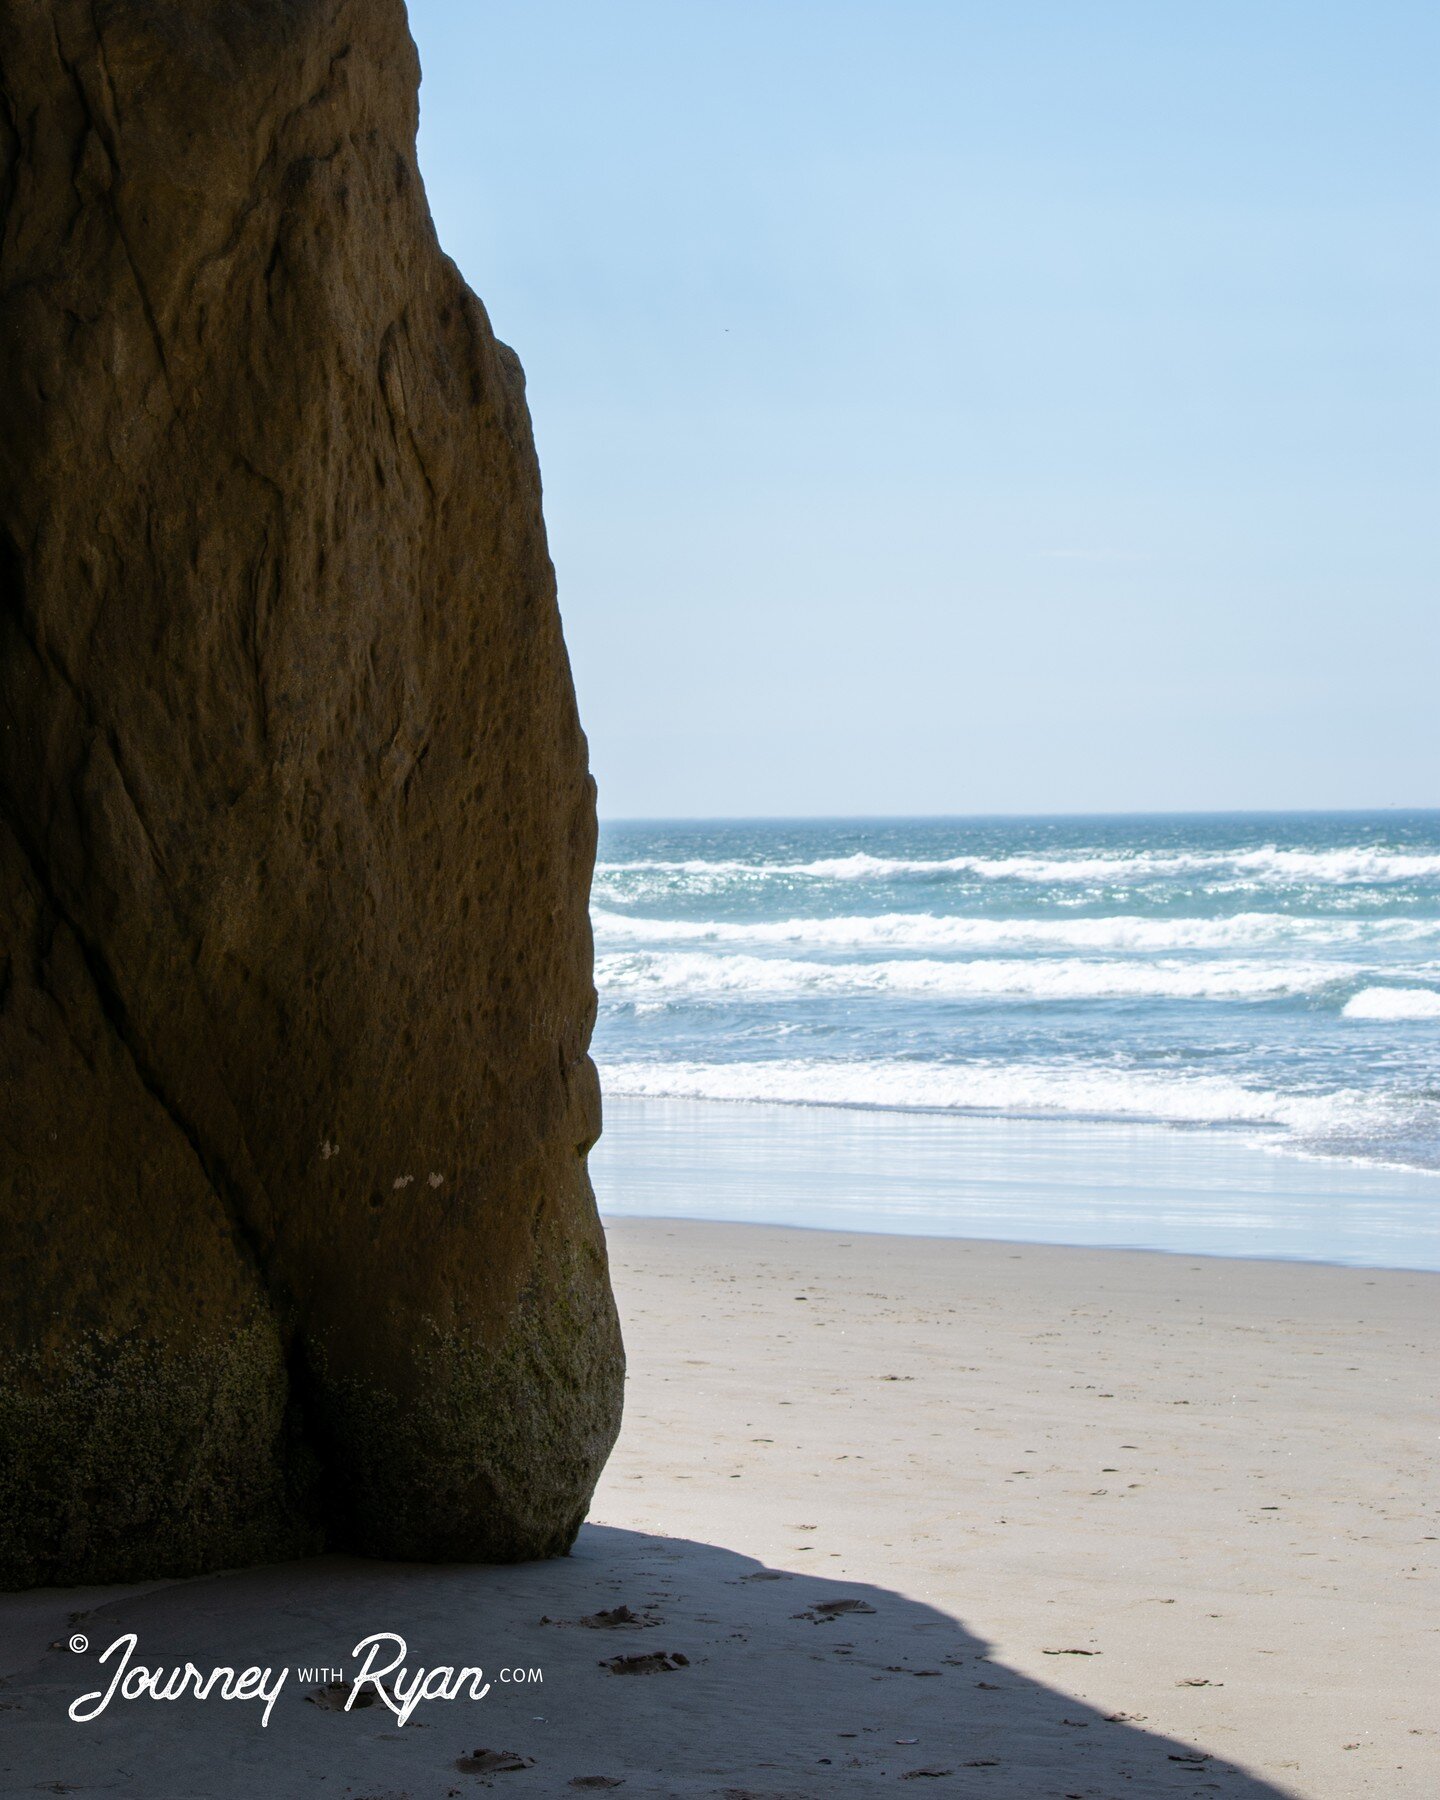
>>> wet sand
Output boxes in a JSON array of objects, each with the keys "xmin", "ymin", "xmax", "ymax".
[
  {"xmin": 0, "ymin": 1219, "xmax": 1434, "ymax": 1797},
  {"xmin": 592, "ymin": 1094, "xmax": 1440, "ymax": 1269}
]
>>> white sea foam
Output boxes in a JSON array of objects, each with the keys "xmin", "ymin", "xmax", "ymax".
[
  {"xmin": 595, "ymin": 949, "xmax": 1343, "ymax": 1004},
  {"xmin": 1342, "ymin": 986, "xmax": 1440, "ymax": 1021},
  {"xmin": 592, "ymin": 907, "xmax": 1437, "ymax": 954},
  {"xmin": 598, "ymin": 1056, "xmax": 1404, "ymax": 1141},
  {"xmin": 591, "ymin": 821, "xmax": 1440, "ymax": 1185},
  {"xmin": 594, "ymin": 846, "xmax": 1440, "ymax": 887}
]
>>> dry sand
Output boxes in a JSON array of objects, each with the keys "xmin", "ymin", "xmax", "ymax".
[{"xmin": 1, "ymin": 1218, "xmax": 1434, "ymax": 1798}]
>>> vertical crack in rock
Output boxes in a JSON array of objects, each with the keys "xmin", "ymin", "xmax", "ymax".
[{"xmin": 0, "ymin": 0, "xmax": 623, "ymax": 1586}]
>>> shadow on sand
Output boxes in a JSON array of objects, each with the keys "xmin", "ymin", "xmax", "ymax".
[{"xmin": 0, "ymin": 1523, "xmax": 1298, "ymax": 1798}]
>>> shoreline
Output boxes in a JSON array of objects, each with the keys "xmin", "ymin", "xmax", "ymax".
[
  {"xmin": 628, "ymin": 1207, "xmax": 1440, "ymax": 1277},
  {"xmin": 591, "ymin": 1093, "xmax": 1440, "ymax": 1270},
  {"xmin": 605, "ymin": 1081, "xmax": 1440, "ymax": 1183}
]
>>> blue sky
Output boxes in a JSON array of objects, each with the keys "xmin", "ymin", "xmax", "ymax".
[{"xmin": 408, "ymin": 1, "xmax": 1438, "ymax": 818}]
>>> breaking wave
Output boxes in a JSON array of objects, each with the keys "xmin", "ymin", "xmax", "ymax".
[
  {"xmin": 1342, "ymin": 986, "xmax": 1440, "ymax": 1021},
  {"xmin": 592, "ymin": 907, "xmax": 1439, "ymax": 955},
  {"xmin": 596, "ymin": 949, "xmax": 1349, "ymax": 1005},
  {"xmin": 595, "ymin": 846, "xmax": 1440, "ymax": 888},
  {"xmin": 598, "ymin": 1056, "xmax": 1417, "ymax": 1145},
  {"xmin": 591, "ymin": 816, "xmax": 1440, "ymax": 1178}
]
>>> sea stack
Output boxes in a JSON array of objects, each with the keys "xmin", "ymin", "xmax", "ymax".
[{"xmin": 0, "ymin": 0, "xmax": 623, "ymax": 1585}]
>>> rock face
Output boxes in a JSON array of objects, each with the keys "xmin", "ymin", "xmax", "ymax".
[{"xmin": 0, "ymin": 0, "xmax": 623, "ymax": 1587}]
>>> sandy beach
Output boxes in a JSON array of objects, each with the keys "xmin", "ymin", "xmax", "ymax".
[{"xmin": 1, "ymin": 1216, "xmax": 1433, "ymax": 1797}]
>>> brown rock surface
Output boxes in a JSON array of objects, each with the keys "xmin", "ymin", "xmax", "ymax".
[{"xmin": 0, "ymin": 0, "xmax": 623, "ymax": 1586}]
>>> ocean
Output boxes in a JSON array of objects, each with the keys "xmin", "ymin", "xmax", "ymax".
[{"xmin": 587, "ymin": 813, "xmax": 1440, "ymax": 1266}]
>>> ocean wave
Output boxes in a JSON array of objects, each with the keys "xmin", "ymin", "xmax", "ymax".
[
  {"xmin": 594, "ymin": 846, "xmax": 1440, "ymax": 887},
  {"xmin": 592, "ymin": 907, "xmax": 1438, "ymax": 954},
  {"xmin": 598, "ymin": 1056, "xmax": 1410, "ymax": 1142},
  {"xmin": 1342, "ymin": 986, "xmax": 1440, "ymax": 1021},
  {"xmin": 595, "ymin": 949, "xmax": 1345, "ymax": 1004}
]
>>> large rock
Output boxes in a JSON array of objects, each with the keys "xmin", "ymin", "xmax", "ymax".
[{"xmin": 0, "ymin": 0, "xmax": 623, "ymax": 1586}]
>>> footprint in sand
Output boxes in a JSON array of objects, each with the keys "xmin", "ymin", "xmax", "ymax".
[
  {"xmin": 793, "ymin": 1597, "xmax": 877, "ymax": 1623},
  {"xmin": 454, "ymin": 1748, "xmax": 534, "ymax": 1774},
  {"xmin": 579, "ymin": 1604, "xmax": 659, "ymax": 1630}
]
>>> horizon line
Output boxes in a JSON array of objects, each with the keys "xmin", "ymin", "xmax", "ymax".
[{"xmin": 597, "ymin": 804, "xmax": 1439, "ymax": 826}]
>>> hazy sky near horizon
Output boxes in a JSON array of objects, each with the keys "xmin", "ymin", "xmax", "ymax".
[{"xmin": 408, "ymin": 1, "xmax": 1437, "ymax": 818}]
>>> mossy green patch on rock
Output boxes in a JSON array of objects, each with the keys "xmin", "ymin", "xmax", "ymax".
[
  {"xmin": 0, "ymin": 1319, "xmax": 319, "ymax": 1590},
  {"xmin": 311, "ymin": 1222, "xmax": 624, "ymax": 1563}
]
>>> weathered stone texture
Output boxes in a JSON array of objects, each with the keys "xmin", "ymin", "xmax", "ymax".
[{"xmin": 0, "ymin": 0, "xmax": 623, "ymax": 1586}]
